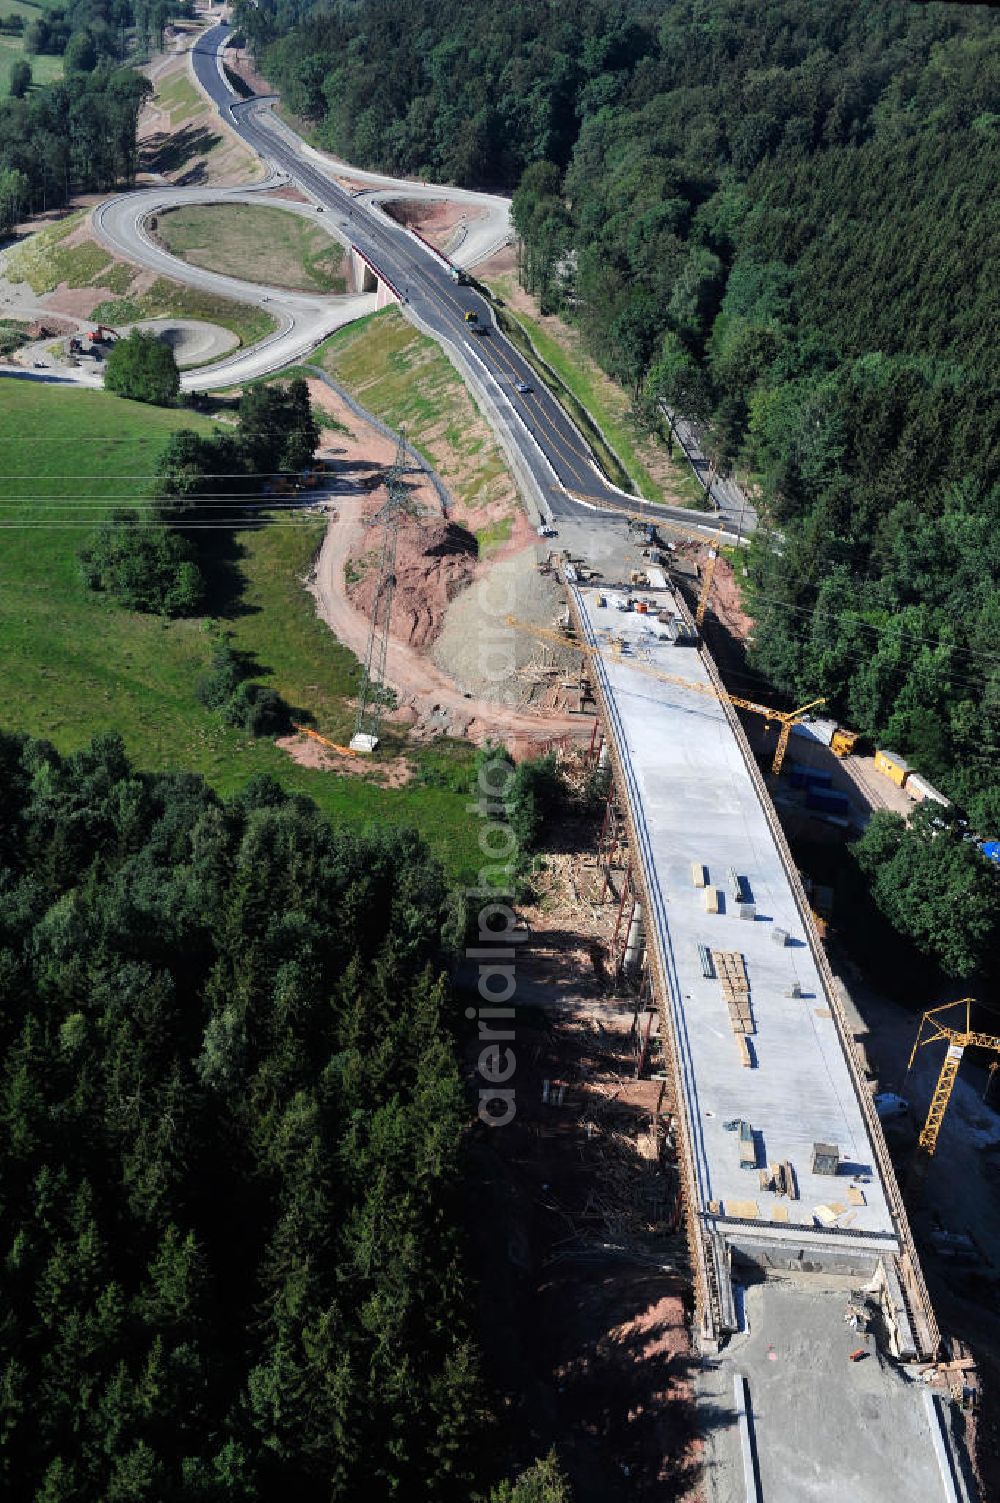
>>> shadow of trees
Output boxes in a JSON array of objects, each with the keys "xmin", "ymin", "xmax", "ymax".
[{"xmin": 142, "ymin": 125, "xmax": 222, "ymax": 177}]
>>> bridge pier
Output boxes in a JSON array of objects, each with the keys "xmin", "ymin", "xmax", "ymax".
[
  {"xmin": 349, "ymin": 244, "xmax": 402, "ymax": 307},
  {"xmin": 623, "ymin": 900, "xmax": 646, "ymax": 979}
]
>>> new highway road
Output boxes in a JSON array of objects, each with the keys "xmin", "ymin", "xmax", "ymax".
[{"xmin": 191, "ymin": 21, "xmax": 751, "ymax": 537}]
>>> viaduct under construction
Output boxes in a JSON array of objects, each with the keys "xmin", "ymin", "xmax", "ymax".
[{"xmin": 559, "ymin": 570, "xmax": 974, "ymax": 1502}]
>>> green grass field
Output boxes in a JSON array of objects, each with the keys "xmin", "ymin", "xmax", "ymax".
[
  {"xmin": 5, "ymin": 212, "xmax": 112, "ymax": 293},
  {"xmin": 0, "ymin": 0, "xmax": 64, "ymax": 99},
  {"xmin": 153, "ymin": 70, "xmax": 203, "ymax": 126},
  {"xmin": 0, "ymin": 382, "xmax": 480, "ymax": 875},
  {"xmin": 311, "ymin": 307, "xmax": 517, "ymax": 516},
  {"xmin": 7, "ymin": 213, "xmax": 276, "ymax": 350},
  {"xmin": 155, "ymin": 203, "xmax": 348, "ymax": 295},
  {"xmin": 0, "ymin": 39, "xmax": 62, "ymax": 96}
]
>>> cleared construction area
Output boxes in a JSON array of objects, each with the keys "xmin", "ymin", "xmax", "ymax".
[{"xmin": 569, "ymin": 576, "xmax": 973, "ymax": 1501}]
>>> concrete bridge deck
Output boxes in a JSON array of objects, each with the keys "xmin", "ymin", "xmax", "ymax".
[
  {"xmin": 574, "ymin": 585, "xmax": 895, "ymax": 1236},
  {"xmin": 570, "ymin": 580, "xmax": 938, "ymax": 1345},
  {"xmin": 570, "ymin": 578, "xmax": 969, "ymax": 1499}
]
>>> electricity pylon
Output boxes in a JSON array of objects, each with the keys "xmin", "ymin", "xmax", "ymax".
[{"xmin": 351, "ymin": 430, "xmax": 422, "ymax": 750}]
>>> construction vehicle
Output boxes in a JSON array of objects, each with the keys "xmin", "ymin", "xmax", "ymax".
[
  {"xmin": 905, "ymin": 999, "xmax": 1000, "ymax": 1176},
  {"xmin": 831, "ymin": 727, "xmax": 858, "ymax": 757},
  {"xmin": 291, "ymin": 723, "xmax": 358, "ymax": 758},
  {"xmin": 89, "ymin": 324, "xmax": 118, "ymax": 345},
  {"xmin": 505, "ymin": 612, "xmax": 825, "ymax": 777}
]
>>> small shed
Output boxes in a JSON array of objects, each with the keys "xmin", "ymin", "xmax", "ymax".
[{"xmin": 906, "ymin": 772, "xmax": 950, "ymax": 808}]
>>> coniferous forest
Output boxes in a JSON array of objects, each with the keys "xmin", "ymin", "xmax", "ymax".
[
  {"xmin": 0, "ymin": 731, "xmax": 486, "ymax": 1501},
  {"xmin": 241, "ymin": 0, "xmax": 1000, "ymax": 841}
]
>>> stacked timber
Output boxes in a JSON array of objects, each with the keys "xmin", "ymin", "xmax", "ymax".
[{"xmin": 712, "ymin": 950, "xmax": 753, "ymax": 1035}]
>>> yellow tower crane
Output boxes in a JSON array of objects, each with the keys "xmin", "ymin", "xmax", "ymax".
[
  {"xmin": 906, "ymin": 999, "xmax": 1000, "ymax": 1164},
  {"xmin": 505, "ymin": 614, "xmax": 825, "ymax": 777}
]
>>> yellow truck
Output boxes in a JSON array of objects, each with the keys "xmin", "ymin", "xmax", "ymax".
[{"xmin": 831, "ymin": 727, "xmax": 858, "ymax": 757}]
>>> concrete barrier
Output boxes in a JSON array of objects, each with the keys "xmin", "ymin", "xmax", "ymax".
[{"xmin": 734, "ymin": 1374, "xmax": 762, "ymax": 1503}]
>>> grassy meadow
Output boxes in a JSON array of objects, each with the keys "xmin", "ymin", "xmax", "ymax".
[
  {"xmin": 155, "ymin": 203, "xmax": 348, "ymax": 295},
  {"xmin": 312, "ymin": 306, "xmax": 517, "ymax": 516},
  {"xmin": 0, "ymin": 381, "xmax": 480, "ymax": 874}
]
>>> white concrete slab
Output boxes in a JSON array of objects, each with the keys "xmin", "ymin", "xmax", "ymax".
[
  {"xmin": 700, "ymin": 1284, "xmax": 953, "ymax": 1503},
  {"xmin": 574, "ymin": 584, "xmax": 897, "ymax": 1244}
]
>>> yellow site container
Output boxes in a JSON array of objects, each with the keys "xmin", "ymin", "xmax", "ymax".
[{"xmin": 874, "ymin": 748, "xmax": 910, "ymax": 788}]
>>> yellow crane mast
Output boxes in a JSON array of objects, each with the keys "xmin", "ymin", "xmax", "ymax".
[
  {"xmin": 906, "ymin": 999, "xmax": 1000, "ymax": 1162},
  {"xmin": 505, "ymin": 614, "xmax": 825, "ymax": 777},
  {"xmin": 695, "ymin": 547, "xmax": 719, "ymax": 627}
]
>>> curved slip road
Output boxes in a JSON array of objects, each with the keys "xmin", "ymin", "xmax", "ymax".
[
  {"xmin": 257, "ymin": 109, "xmax": 513, "ymax": 269},
  {"xmin": 91, "ymin": 185, "xmax": 378, "ymax": 392}
]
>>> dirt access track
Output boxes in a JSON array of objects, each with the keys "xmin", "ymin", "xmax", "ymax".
[
  {"xmin": 306, "ymin": 380, "xmax": 581, "ymax": 750},
  {"xmin": 310, "ymin": 494, "xmax": 579, "ymax": 749}
]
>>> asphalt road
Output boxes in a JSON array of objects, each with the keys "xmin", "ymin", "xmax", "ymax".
[
  {"xmin": 92, "ymin": 185, "xmax": 378, "ymax": 392},
  {"xmin": 667, "ymin": 409, "xmax": 756, "ymax": 537},
  {"xmin": 192, "ymin": 22, "xmax": 735, "ymax": 537}
]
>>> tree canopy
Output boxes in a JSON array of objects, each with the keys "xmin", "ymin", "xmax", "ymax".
[
  {"xmin": 0, "ymin": 728, "xmax": 487, "ymax": 1501},
  {"xmin": 852, "ymin": 806, "xmax": 1000, "ymax": 981},
  {"xmin": 79, "ymin": 379, "xmax": 321, "ymax": 617},
  {"xmin": 0, "ymin": 64, "xmax": 152, "ymax": 221},
  {"xmin": 104, "ymin": 328, "xmax": 181, "ymax": 406}
]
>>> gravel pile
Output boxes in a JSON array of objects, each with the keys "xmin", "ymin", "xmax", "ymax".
[{"xmin": 432, "ymin": 547, "xmax": 576, "ymax": 704}]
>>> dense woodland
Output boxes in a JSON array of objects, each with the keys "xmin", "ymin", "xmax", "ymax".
[
  {"xmin": 0, "ymin": 66, "xmax": 150, "ymax": 230},
  {"xmin": 0, "ymin": 729, "xmax": 576, "ymax": 1499},
  {"xmin": 0, "ymin": 730, "xmax": 489, "ymax": 1500},
  {"xmin": 0, "ymin": 0, "xmax": 194, "ymax": 230},
  {"xmin": 240, "ymin": 0, "xmax": 1000, "ymax": 973}
]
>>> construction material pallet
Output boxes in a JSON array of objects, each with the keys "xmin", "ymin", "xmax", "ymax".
[
  {"xmin": 713, "ymin": 949, "xmax": 749, "ymax": 997},
  {"xmin": 713, "ymin": 950, "xmax": 754, "ymax": 1035}
]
